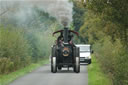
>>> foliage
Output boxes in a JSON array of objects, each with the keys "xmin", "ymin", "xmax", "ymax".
[
  {"xmin": 93, "ymin": 37, "xmax": 128, "ymax": 85},
  {"xmin": 88, "ymin": 56, "xmax": 112, "ymax": 85},
  {"xmin": 0, "ymin": 28, "xmax": 32, "ymax": 73},
  {"xmin": 72, "ymin": 1, "xmax": 87, "ymax": 43},
  {"xmin": 73, "ymin": 0, "xmax": 128, "ymax": 85},
  {"xmin": 0, "ymin": 59, "xmax": 49, "ymax": 85},
  {"xmin": 73, "ymin": 1, "xmax": 86, "ymax": 31},
  {"xmin": 0, "ymin": 7, "xmax": 59, "ymax": 74},
  {"xmin": 86, "ymin": 0, "xmax": 128, "ymax": 45}
]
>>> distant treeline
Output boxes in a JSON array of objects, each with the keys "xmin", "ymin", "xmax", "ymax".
[
  {"xmin": 0, "ymin": 7, "xmax": 60, "ymax": 74},
  {"xmin": 73, "ymin": 0, "xmax": 128, "ymax": 85}
]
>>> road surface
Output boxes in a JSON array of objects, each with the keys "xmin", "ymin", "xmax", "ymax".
[{"xmin": 9, "ymin": 64, "xmax": 88, "ymax": 85}]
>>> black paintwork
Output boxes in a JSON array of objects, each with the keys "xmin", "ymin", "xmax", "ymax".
[{"xmin": 52, "ymin": 28, "xmax": 79, "ymax": 67}]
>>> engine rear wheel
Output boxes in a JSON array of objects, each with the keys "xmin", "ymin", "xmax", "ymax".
[
  {"xmin": 51, "ymin": 61, "xmax": 53, "ymax": 72},
  {"xmin": 51, "ymin": 57, "xmax": 57, "ymax": 73},
  {"xmin": 74, "ymin": 57, "xmax": 80, "ymax": 73},
  {"xmin": 73, "ymin": 47, "xmax": 80, "ymax": 73}
]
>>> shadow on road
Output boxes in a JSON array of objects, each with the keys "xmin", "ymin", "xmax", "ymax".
[
  {"xmin": 80, "ymin": 63, "xmax": 88, "ymax": 66},
  {"xmin": 32, "ymin": 64, "xmax": 88, "ymax": 74},
  {"xmin": 57, "ymin": 70, "xmax": 74, "ymax": 73}
]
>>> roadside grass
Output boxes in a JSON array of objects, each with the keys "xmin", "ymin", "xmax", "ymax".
[
  {"xmin": 0, "ymin": 58, "xmax": 49, "ymax": 85},
  {"xmin": 88, "ymin": 56, "xmax": 112, "ymax": 85}
]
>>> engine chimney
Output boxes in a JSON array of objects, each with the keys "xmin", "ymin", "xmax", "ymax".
[{"xmin": 63, "ymin": 28, "xmax": 69, "ymax": 43}]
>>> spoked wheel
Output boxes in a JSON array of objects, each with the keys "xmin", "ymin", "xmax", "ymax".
[
  {"xmin": 74, "ymin": 57, "xmax": 80, "ymax": 73},
  {"xmin": 51, "ymin": 57, "xmax": 57, "ymax": 73}
]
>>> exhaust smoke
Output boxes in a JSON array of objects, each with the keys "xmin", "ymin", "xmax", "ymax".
[{"xmin": 0, "ymin": 0, "xmax": 73, "ymax": 27}]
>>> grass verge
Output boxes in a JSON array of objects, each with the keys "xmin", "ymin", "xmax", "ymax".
[
  {"xmin": 88, "ymin": 56, "xmax": 112, "ymax": 85},
  {"xmin": 0, "ymin": 58, "xmax": 49, "ymax": 85}
]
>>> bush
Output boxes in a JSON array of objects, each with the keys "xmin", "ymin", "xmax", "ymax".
[
  {"xmin": 0, "ymin": 58, "xmax": 14, "ymax": 74},
  {"xmin": 0, "ymin": 27, "xmax": 32, "ymax": 73},
  {"xmin": 0, "ymin": 24, "xmax": 56, "ymax": 74},
  {"xmin": 93, "ymin": 36, "xmax": 128, "ymax": 85},
  {"xmin": 0, "ymin": 6, "xmax": 59, "ymax": 75}
]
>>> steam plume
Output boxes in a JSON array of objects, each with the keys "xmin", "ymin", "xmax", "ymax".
[{"xmin": 0, "ymin": 0, "xmax": 73, "ymax": 27}]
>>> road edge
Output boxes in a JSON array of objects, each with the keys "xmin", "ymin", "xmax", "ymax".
[{"xmin": 0, "ymin": 58, "xmax": 49, "ymax": 85}]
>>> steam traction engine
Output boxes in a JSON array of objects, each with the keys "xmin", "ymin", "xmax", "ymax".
[{"xmin": 51, "ymin": 28, "xmax": 80, "ymax": 73}]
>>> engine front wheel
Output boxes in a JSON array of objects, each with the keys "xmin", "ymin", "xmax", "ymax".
[{"xmin": 51, "ymin": 57, "xmax": 57, "ymax": 73}]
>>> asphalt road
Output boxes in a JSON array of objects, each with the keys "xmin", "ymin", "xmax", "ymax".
[{"xmin": 9, "ymin": 64, "xmax": 88, "ymax": 85}]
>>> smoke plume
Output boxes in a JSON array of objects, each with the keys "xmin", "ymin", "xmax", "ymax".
[{"xmin": 0, "ymin": 0, "xmax": 73, "ymax": 27}]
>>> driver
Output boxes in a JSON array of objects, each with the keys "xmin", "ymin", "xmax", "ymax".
[{"xmin": 57, "ymin": 32, "xmax": 63, "ymax": 45}]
